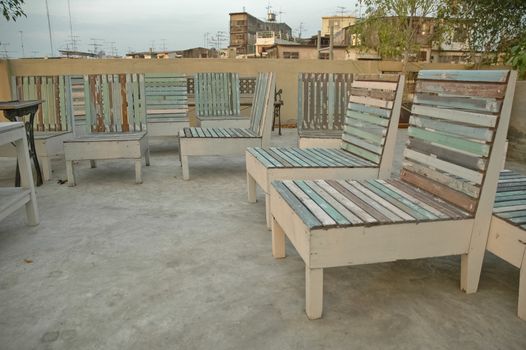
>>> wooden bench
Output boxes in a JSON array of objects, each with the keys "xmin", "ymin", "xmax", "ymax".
[
  {"xmin": 145, "ymin": 73, "xmax": 188, "ymax": 137},
  {"xmin": 269, "ymin": 70, "xmax": 516, "ymax": 319},
  {"xmin": 64, "ymin": 74, "xmax": 150, "ymax": 186},
  {"xmin": 194, "ymin": 72, "xmax": 248, "ymax": 128},
  {"xmin": 297, "ymin": 73, "xmax": 353, "ymax": 148},
  {"xmin": 246, "ymin": 74, "xmax": 405, "ymax": 228},
  {"xmin": 487, "ymin": 170, "xmax": 526, "ymax": 320},
  {"xmin": 0, "ymin": 122, "xmax": 38, "ymax": 226},
  {"xmin": 179, "ymin": 72, "xmax": 275, "ymax": 180}
]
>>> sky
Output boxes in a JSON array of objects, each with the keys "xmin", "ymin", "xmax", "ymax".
[{"xmin": 0, "ymin": 0, "xmax": 362, "ymax": 58}]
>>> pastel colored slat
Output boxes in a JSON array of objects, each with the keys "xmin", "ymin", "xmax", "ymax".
[
  {"xmin": 417, "ymin": 70, "xmax": 509, "ymax": 83},
  {"xmin": 411, "ymin": 104, "xmax": 497, "ymax": 128}
]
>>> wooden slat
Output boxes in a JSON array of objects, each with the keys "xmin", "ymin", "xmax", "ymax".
[
  {"xmin": 410, "ymin": 115, "xmax": 493, "ymax": 142},
  {"xmin": 297, "ymin": 181, "xmax": 351, "ymax": 225},
  {"xmin": 349, "ymin": 95, "xmax": 393, "ymax": 109},
  {"xmin": 351, "ymin": 80, "xmax": 398, "ymax": 91},
  {"xmin": 283, "ymin": 180, "xmax": 336, "ymax": 226},
  {"xmin": 320, "ymin": 180, "xmax": 377, "ymax": 223},
  {"xmin": 411, "ymin": 104, "xmax": 497, "ymax": 128},
  {"xmin": 354, "ymin": 74, "xmax": 400, "ymax": 82},
  {"xmin": 414, "ymin": 93, "xmax": 501, "ymax": 113},
  {"xmin": 408, "ymin": 126, "xmax": 490, "ymax": 157},
  {"xmin": 417, "ymin": 70, "xmax": 509, "ymax": 83},
  {"xmin": 416, "ymin": 80, "xmax": 506, "ymax": 99},
  {"xmin": 272, "ymin": 181, "xmax": 322, "ymax": 229}
]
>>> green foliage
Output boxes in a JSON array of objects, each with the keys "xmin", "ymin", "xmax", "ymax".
[
  {"xmin": 438, "ymin": 0, "xmax": 526, "ymax": 64},
  {"xmin": 350, "ymin": 0, "xmax": 442, "ymax": 66},
  {"xmin": 508, "ymin": 44, "xmax": 526, "ymax": 79},
  {"xmin": 1, "ymin": 0, "xmax": 25, "ymax": 21}
]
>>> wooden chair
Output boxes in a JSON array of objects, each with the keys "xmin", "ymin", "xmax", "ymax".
[
  {"xmin": 297, "ymin": 73, "xmax": 353, "ymax": 148},
  {"xmin": 179, "ymin": 72, "xmax": 275, "ymax": 180},
  {"xmin": 269, "ymin": 70, "xmax": 517, "ymax": 319},
  {"xmin": 63, "ymin": 74, "xmax": 150, "ymax": 186},
  {"xmin": 247, "ymin": 74, "xmax": 405, "ymax": 228},
  {"xmin": 144, "ymin": 73, "xmax": 188, "ymax": 137},
  {"xmin": 486, "ymin": 170, "xmax": 526, "ymax": 320},
  {"xmin": 194, "ymin": 72, "xmax": 247, "ymax": 128}
]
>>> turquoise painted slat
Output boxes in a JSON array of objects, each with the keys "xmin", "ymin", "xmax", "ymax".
[
  {"xmin": 272, "ymin": 181, "xmax": 322, "ymax": 229},
  {"xmin": 414, "ymin": 93, "xmax": 501, "ymax": 113},
  {"xmin": 408, "ymin": 126, "xmax": 490, "ymax": 157},
  {"xmin": 409, "ymin": 115, "xmax": 493, "ymax": 141},
  {"xmin": 349, "ymin": 103, "xmax": 390, "ymax": 118},
  {"xmin": 297, "ymin": 180, "xmax": 351, "ymax": 225},
  {"xmin": 417, "ymin": 70, "xmax": 509, "ymax": 83}
]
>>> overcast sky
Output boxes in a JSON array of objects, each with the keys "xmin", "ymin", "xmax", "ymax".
[{"xmin": 0, "ymin": 0, "xmax": 361, "ymax": 58}]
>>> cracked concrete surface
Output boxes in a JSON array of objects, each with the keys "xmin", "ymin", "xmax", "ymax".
[{"xmin": 0, "ymin": 129, "xmax": 525, "ymax": 350}]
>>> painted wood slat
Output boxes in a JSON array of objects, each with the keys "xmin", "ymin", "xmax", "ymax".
[
  {"xmin": 404, "ymin": 148, "xmax": 483, "ymax": 184},
  {"xmin": 416, "ymin": 80, "xmax": 506, "ymax": 99},
  {"xmin": 414, "ymin": 93, "xmax": 501, "ymax": 113},
  {"xmin": 494, "ymin": 205, "xmax": 526, "ymax": 213},
  {"xmin": 354, "ymin": 74, "xmax": 400, "ymax": 82},
  {"xmin": 267, "ymin": 149, "xmax": 294, "ymax": 167},
  {"xmin": 349, "ymin": 95, "xmax": 393, "ymax": 109},
  {"xmin": 411, "ymin": 104, "xmax": 497, "ymax": 128},
  {"xmin": 305, "ymin": 148, "xmax": 347, "ymax": 167},
  {"xmin": 365, "ymin": 180, "xmax": 440, "ymax": 220},
  {"xmin": 343, "ymin": 182, "xmax": 404, "ymax": 222},
  {"xmin": 349, "ymin": 103, "xmax": 391, "ymax": 118},
  {"xmin": 327, "ymin": 149, "xmax": 374, "ymax": 167},
  {"xmin": 408, "ymin": 126, "xmax": 490, "ymax": 157},
  {"xmin": 343, "ymin": 124, "xmax": 386, "ymax": 145},
  {"xmin": 403, "ymin": 160, "xmax": 481, "ymax": 198},
  {"xmin": 417, "ymin": 70, "xmax": 509, "ymax": 83},
  {"xmin": 342, "ymin": 133, "xmax": 384, "ymax": 155},
  {"xmin": 283, "ymin": 180, "xmax": 336, "ymax": 226},
  {"xmin": 316, "ymin": 180, "xmax": 376, "ymax": 223},
  {"xmin": 407, "ymin": 138, "xmax": 487, "ymax": 171},
  {"xmin": 288, "ymin": 149, "xmax": 327, "ymax": 167},
  {"xmin": 297, "ymin": 180, "xmax": 351, "ymax": 225},
  {"xmin": 341, "ymin": 142, "xmax": 381, "ymax": 164},
  {"xmin": 387, "ymin": 179, "xmax": 469, "ymax": 218},
  {"xmin": 494, "ymin": 199, "xmax": 526, "ymax": 208},
  {"xmin": 272, "ymin": 181, "xmax": 322, "ymax": 229},
  {"xmin": 346, "ymin": 110, "xmax": 390, "ymax": 127},
  {"xmin": 249, "ymin": 148, "xmax": 282, "ymax": 167},
  {"xmin": 271, "ymin": 148, "xmax": 309, "ymax": 167},
  {"xmin": 400, "ymin": 169, "xmax": 478, "ymax": 213},
  {"xmin": 351, "ymin": 80, "xmax": 398, "ymax": 91},
  {"xmin": 351, "ymin": 182, "xmax": 415, "ymax": 220},
  {"xmin": 307, "ymin": 181, "xmax": 363, "ymax": 224},
  {"xmin": 410, "ymin": 115, "xmax": 494, "ymax": 142}
]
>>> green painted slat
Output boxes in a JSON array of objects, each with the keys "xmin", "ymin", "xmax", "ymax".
[
  {"xmin": 270, "ymin": 148, "xmax": 306, "ymax": 167},
  {"xmin": 494, "ymin": 199, "xmax": 526, "ymax": 208},
  {"xmin": 287, "ymin": 149, "xmax": 324, "ymax": 167},
  {"xmin": 341, "ymin": 142, "xmax": 381, "ymax": 164},
  {"xmin": 349, "ymin": 103, "xmax": 390, "ymax": 118},
  {"xmin": 414, "ymin": 94, "xmax": 501, "ymax": 113},
  {"xmin": 248, "ymin": 148, "xmax": 280, "ymax": 167},
  {"xmin": 272, "ymin": 181, "xmax": 322, "ymax": 229},
  {"xmin": 410, "ymin": 115, "xmax": 493, "ymax": 141},
  {"xmin": 495, "ymin": 210, "xmax": 526, "ymax": 218},
  {"xmin": 304, "ymin": 148, "xmax": 345, "ymax": 167},
  {"xmin": 346, "ymin": 110, "xmax": 390, "ymax": 127},
  {"xmin": 323, "ymin": 148, "xmax": 371, "ymax": 166},
  {"xmin": 417, "ymin": 70, "xmax": 509, "ymax": 83},
  {"xmin": 408, "ymin": 126, "xmax": 490, "ymax": 157},
  {"xmin": 495, "ymin": 194, "xmax": 526, "ymax": 202},
  {"xmin": 296, "ymin": 180, "xmax": 351, "ymax": 225},
  {"xmin": 365, "ymin": 180, "xmax": 437, "ymax": 220}
]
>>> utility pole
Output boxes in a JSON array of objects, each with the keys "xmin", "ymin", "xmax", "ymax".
[
  {"xmin": 19, "ymin": 31, "xmax": 25, "ymax": 57},
  {"xmin": 67, "ymin": 0, "xmax": 75, "ymax": 49},
  {"xmin": 204, "ymin": 32, "xmax": 210, "ymax": 48},
  {"xmin": 298, "ymin": 22, "xmax": 305, "ymax": 39},
  {"xmin": 336, "ymin": 6, "xmax": 346, "ymax": 16},
  {"xmin": 160, "ymin": 39, "xmax": 167, "ymax": 52},
  {"xmin": 45, "ymin": 0, "xmax": 55, "ymax": 56}
]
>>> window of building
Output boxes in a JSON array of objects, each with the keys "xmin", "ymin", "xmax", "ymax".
[
  {"xmin": 283, "ymin": 51, "xmax": 299, "ymax": 59},
  {"xmin": 319, "ymin": 52, "xmax": 329, "ymax": 60},
  {"xmin": 236, "ymin": 20, "xmax": 246, "ymax": 26}
]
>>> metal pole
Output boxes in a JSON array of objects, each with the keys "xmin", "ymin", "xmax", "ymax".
[
  {"xmin": 45, "ymin": 0, "xmax": 54, "ymax": 56},
  {"xmin": 329, "ymin": 24, "xmax": 334, "ymax": 60},
  {"xmin": 67, "ymin": 0, "xmax": 74, "ymax": 49},
  {"xmin": 317, "ymin": 31, "xmax": 321, "ymax": 59}
]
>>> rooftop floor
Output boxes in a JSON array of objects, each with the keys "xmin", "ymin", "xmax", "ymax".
[{"xmin": 1, "ymin": 129, "xmax": 525, "ymax": 349}]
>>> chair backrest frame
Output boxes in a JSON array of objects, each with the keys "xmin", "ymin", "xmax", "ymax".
[
  {"xmin": 194, "ymin": 72, "xmax": 240, "ymax": 118},
  {"xmin": 144, "ymin": 73, "xmax": 188, "ymax": 122},
  {"xmin": 247, "ymin": 72, "xmax": 275, "ymax": 146}
]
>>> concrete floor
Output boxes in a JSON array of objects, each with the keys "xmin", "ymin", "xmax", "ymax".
[{"xmin": 0, "ymin": 129, "xmax": 525, "ymax": 350}]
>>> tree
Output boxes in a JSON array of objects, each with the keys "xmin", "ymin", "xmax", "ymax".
[
  {"xmin": 1, "ymin": 0, "xmax": 25, "ymax": 21},
  {"xmin": 438, "ymin": 0, "xmax": 526, "ymax": 65},
  {"xmin": 350, "ymin": 0, "xmax": 442, "ymax": 70}
]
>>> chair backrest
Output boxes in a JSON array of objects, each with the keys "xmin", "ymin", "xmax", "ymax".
[
  {"xmin": 297, "ymin": 72, "xmax": 353, "ymax": 135},
  {"xmin": 248, "ymin": 72, "xmax": 276, "ymax": 140},
  {"xmin": 194, "ymin": 72, "xmax": 240, "ymax": 117},
  {"xmin": 340, "ymin": 74, "xmax": 405, "ymax": 178},
  {"xmin": 11, "ymin": 75, "xmax": 74, "ymax": 132},
  {"xmin": 82, "ymin": 73, "xmax": 145, "ymax": 133},
  {"xmin": 401, "ymin": 70, "xmax": 517, "ymax": 215},
  {"xmin": 144, "ymin": 73, "xmax": 188, "ymax": 122}
]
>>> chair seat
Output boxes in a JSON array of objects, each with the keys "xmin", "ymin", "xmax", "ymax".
[
  {"xmin": 64, "ymin": 131, "xmax": 147, "ymax": 143},
  {"xmin": 298, "ymin": 129, "xmax": 343, "ymax": 139},
  {"xmin": 493, "ymin": 170, "xmax": 526, "ymax": 229},
  {"xmin": 272, "ymin": 178, "xmax": 472, "ymax": 230},
  {"xmin": 196, "ymin": 115, "xmax": 247, "ymax": 120},
  {"xmin": 248, "ymin": 147, "xmax": 376, "ymax": 168},
  {"xmin": 181, "ymin": 127, "xmax": 258, "ymax": 138}
]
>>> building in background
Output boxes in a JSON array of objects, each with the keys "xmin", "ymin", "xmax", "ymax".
[
  {"xmin": 229, "ymin": 11, "xmax": 293, "ymax": 56},
  {"xmin": 321, "ymin": 16, "xmax": 356, "ymax": 36}
]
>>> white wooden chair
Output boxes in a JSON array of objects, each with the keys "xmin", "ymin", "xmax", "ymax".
[
  {"xmin": 486, "ymin": 170, "xmax": 526, "ymax": 320},
  {"xmin": 269, "ymin": 70, "xmax": 517, "ymax": 319},
  {"xmin": 64, "ymin": 74, "xmax": 150, "ymax": 186},
  {"xmin": 246, "ymin": 74, "xmax": 405, "ymax": 228},
  {"xmin": 194, "ymin": 72, "xmax": 249, "ymax": 128},
  {"xmin": 179, "ymin": 72, "xmax": 275, "ymax": 180}
]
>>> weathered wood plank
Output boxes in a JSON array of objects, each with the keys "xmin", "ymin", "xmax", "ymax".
[
  {"xmin": 349, "ymin": 95, "xmax": 393, "ymax": 109},
  {"xmin": 272, "ymin": 181, "xmax": 322, "ymax": 229},
  {"xmin": 408, "ymin": 126, "xmax": 490, "ymax": 157},
  {"xmin": 410, "ymin": 115, "xmax": 493, "ymax": 142},
  {"xmin": 417, "ymin": 70, "xmax": 509, "ymax": 83},
  {"xmin": 411, "ymin": 104, "xmax": 497, "ymax": 128},
  {"xmin": 416, "ymin": 80, "xmax": 506, "ymax": 99},
  {"xmin": 283, "ymin": 180, "xmax": 336, "ymax": 226}
]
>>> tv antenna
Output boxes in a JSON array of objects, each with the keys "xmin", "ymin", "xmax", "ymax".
[{"xmin": 336, "ymin": 6, "xmax": 346, "ymax": 16}]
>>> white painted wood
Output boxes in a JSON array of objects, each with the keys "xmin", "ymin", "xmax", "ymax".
[
  {"xmin": 351, "ymin": 80, "xmax": 398, "ymax": 91},
  {"xmin": 349, "ymin": 95, "xmax": 394, "ymax": 109},
  {"xmin": 247, "ymin": 173, "xmax": 257, "ymax": 203},
  {"xmin": 40, "ymin": 156, "xmax": 51, "ymax": 181},
  {"xmin": 198, "ymin": 117, "xmax": 251, "ymax": 129},
  {"xmin": 305, "ymin": 267, "xmax": 323, "ymax": 320},
  {"xmin": 298, "ymin": 137, "xmax": 341, "ymax": 149},
  {"xmin": 147, "ymin": 120, "xmax": 188, "ymax": 137},
  {"xmin": 63, "ymin": 132, "xmax": 149, "ymax": 185},
  {"xmin": 135, "ymin": 159, "xmax": 142, "ymax": 184},
  {"xmin": 181, "ymin": 155, "xmax": 190, "ymax": 180},
  {"xmin": 461, "ymin": 71, "xmax": 518, "ymax": 294},
  {"xmin": 0, "ymin": 123, "xmax": 39, "ymax": 226},
  {"xmin": 486, "ymin": 217, "xmax": 526, "ymax": 268},
  {"xmin": 519, "ymin": 250, "xmax": 526, "ymax": 320},
  {"xmin": 272, "ymin": 217, "xmax": 286, "ymax": 258}
]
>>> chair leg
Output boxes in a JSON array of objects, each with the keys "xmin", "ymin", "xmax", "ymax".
[
  {"xmin": 271, "ymin": 217, "xmax": 286, "ymax": 258},
  {"xmin": 15, "ymin": 136, "xmax": 39, "ymax": 225},
  {"xmin": 40, "ymin": 156, "xmax": 51, "ymax": 181},
  {"xmin": 145, "ymin": 147, "xmax": 151, "ymax": 166},
  {"xmin": 135, "ymin": 159, "xmax": 143, "ymax": 184},
  {"xmin": 306, "ymin": 266, "xmax": 323, "ymax": 320},
  {"xmin": 460, "ymin": 244, "xmax": 487, "ymax": 294},
  {"xmin": 66, "ymin": 160, "xmax": 76, "ymax": 187},
  {"xmin": 181, "ymin": 155, "xmax": 190, "ymax": 180},
  {"xmin": 519, "ymin": 250, "xmax": 525, "ymax": 320},
  {"xmin": 90, "ymin": 160, "xmax": 97, "ymax": 168},
  {"xmin": 265, "ymin": 193, "xmax": 271, "ymax": 229},
  {"xmin": 247, "ymin": 173, "xmax": 256, "ymax": 203}
]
